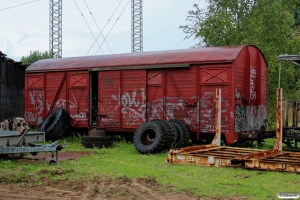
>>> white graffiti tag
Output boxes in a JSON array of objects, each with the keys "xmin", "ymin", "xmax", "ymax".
[
  {"xmin": 199, "ymin": 92, "xmax": 229, "ymax": 124},
  {"xmin": 111, "ymin": 88, "xmax": 146, "ymax": 125},
  {"xmin": 30, "ymin": 90, "xmax": 44, "ymax": 115},
  {"xmin": 250, "ymin": 66, "xmax": 257, "ymax": 101},
  {"xmin": 55, "ymin": 95, "xmax": 78, "ymax": 109},
  {"xmin": 25, "ymin": 90, "xmax": 48, "ymax": 122}
]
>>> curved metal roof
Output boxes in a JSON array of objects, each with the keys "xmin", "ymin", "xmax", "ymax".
[{"xmin": 26, "ymin": 45, "xmax": 263, "ymax": 72}]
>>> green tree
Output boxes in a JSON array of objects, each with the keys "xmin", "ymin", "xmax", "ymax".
[
  {"xmin": 180, "ymin": 0, "xmax": 300, "ymax": 127},
  {"xmin": 21, "ymin": 50, "xmax": 51, "ymax": 66}
]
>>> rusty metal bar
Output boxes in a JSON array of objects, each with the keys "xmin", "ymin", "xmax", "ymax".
[
  {"xmin": 236, "ymin": 150, "xmax": 276, "ymax": 160},
  {"xmin": 167, "ymin": 144, "xmax": 300, "ymax": 172},
  {"xmin": 273, "ymin": 88, "xmax": 283, "ymax": 151},
  {"xmin": 283, "ymin": 99, "xmax": 288, "ymax": 126},
  {"xmin": 293, "ymin": 101, "xmax": 299, "ymax": 126},
  {"xmin": 211, "ymin": 88, "xmax": 221, "ymax": 146},
  {"xmin": 244, "ymin": 151, "xmax": 300, "ymax": 173},
  {"xmin": 278, "ymin": 60, "xmax": 282, "ymax": 88}
]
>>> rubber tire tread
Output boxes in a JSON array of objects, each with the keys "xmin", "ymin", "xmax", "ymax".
[
  {"xmin": 169, "ymin": 119, "xmax": 190, "ymax": 148},
  {"xmin": 167, "ymin": 121, "xmax": 178, "ymax": 147},
  {"xmin": 134, "ymin": 121, "xmax": 169, "ymax": 154},
  {"xmin": 150, "ymin": 119, "xmax": 175, "ymax": 148},
  {"xmin": 81, "ymin": 135, "xmax": 114, "ymax": 148},
  {"xmin": 39, "ymin": 108, "xmax": 71, "ymax": 141}
]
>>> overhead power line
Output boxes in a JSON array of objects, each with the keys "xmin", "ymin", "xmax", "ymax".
[
  {"xmin": 86, "ymin": 0, "xmax": 124, "ymax": 55},
  {"xmin": 74, "ymin": 0, "xmax": 104, "ymax": 54},
  {"xmin": 95, "ymin": 0, "xmax": 130, "ymax": 55},
  {"xmin": 84, "ymin": 0, "xmax": 113, "ymax": 54},
  {"xmin": 0, "ymin": 0, "xmax": 39, "ymax": 12}
]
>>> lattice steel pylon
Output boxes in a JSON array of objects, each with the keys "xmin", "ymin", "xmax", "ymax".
[
  {"xmin": 131, "ymin": 0, "xmax": 143, "ymax": 52},
  {"xmin": 49, "ymin": 0, "xmax": 62, "ymax": 58}
]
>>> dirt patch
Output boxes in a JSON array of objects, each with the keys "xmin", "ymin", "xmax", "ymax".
[
  {"xmin": 0, "ymin": 152, "xmax": 247, "ymax": 200},
  {"xmin": 0, "ymin": 176, "xmax": 203, "ymax": 200},
  {"xmin": 1, "ymin": 152, "xmax": 202, "ymax": 199}
]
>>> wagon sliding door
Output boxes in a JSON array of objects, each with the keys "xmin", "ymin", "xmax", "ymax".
[
  {"xmin": 199, "ymin": 66, "xmax": 231, "ymax": 135},
  {"xmin": 98, "ymin": 70, "xmax": 146, "ymax": 129},
  {"xmin": 98, "ymin": 71, "xmax": 121, "ymax": 128},
  {"xmin": 67, "ymin": 72, "xmax": 89, "ymax": 127},
  {"xmin": 25, "ymin": 74, "xmax": 45, "ymax": 125}
]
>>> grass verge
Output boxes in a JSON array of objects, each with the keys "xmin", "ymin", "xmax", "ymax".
[{"xmin": 0, "ymin": 137, "xmax": 299, "ymax": 199}]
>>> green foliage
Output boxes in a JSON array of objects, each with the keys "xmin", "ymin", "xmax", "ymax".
[
  {"xmin": 21, "ymin": 50, "xmax": 51, "ymax": 65},
  {"xmin": 294, "ymin": 0, "xmax": 300, "ymax": 27},
  {"xmin": 181, "ymin": 0, "xmax": 300, "ymax": 128}
]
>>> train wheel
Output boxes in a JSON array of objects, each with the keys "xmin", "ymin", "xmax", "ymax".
[
  {"xmin": 169, "ymin": 119, "xmax": 190, "ymax": 148},
  {"xmin": 39, "ymin": 108, "xmax": 71, "ymax": 141},
  {"xmin": 134, "ymin": 121, "xmax": 168, "ymax": 154}
]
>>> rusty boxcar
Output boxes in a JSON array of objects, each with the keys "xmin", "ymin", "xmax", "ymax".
[{"xmin": 24, "ymin": 45, "xmax": 267, "ymax": 149}]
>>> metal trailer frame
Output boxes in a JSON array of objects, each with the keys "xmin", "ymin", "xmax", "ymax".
[
  {"xmin": 166, "ymin": 88, "xmax": 300, "ymax": 173},
  {"xmin": 0, "ymin": 130, "xmax": 44, "ymax": 146},
  {"xmin": 0, "ymin": 128, "xmax": 65, "ymax": 164}
]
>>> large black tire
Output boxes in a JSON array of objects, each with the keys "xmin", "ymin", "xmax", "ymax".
[
  {"xmin": 150, "ymin": 119, "xmax": 177, "ymax": 148},
  {"xmin": 39, "ymin": 108, "xmax": 71, "ymax": 141},
  {"xmin": 166, "ymin": 121, "xmax": 178, "ymax": 147},
  {"xmin": 169, "ymin": 119, "xmax": 190, "ymax": 148},
  {"xmin": 133, "ymin": 121, "xmax": 169, "ymax": 154},
  {"xmin": 81, "ymin": 135, "xmax": 114, "ymax": 148}
]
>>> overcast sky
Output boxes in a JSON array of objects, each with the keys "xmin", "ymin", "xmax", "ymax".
[{"xmin": 0, "ymin": 0, "xmax": 206, "ymax": 61}]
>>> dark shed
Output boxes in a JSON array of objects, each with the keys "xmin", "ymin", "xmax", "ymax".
[{"xmin": 0, "ymin": 52, "xmax": 26, "ymax": 121}]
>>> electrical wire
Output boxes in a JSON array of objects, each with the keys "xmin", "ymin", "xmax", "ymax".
[
  {"xmin": 0, "ymin": 0, "xmax": 39, "ymax": 12},
  {"xmin": 74, "ymin": 0, "xmax": 104, "ymax": 54},
  {"xmin": 84, "ymin": 0, "xmax": 113, "ymax": 54},
  {"xmin": 95, "ymin": 0, "xmax": 130, "ymax": 55},
  {"xmin": 86, "ymin": 0, "xmax": 123, "ymax": 55}
]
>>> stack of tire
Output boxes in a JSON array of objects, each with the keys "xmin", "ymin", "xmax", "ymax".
[
  {"xmin": 81, "ymin": 128, "xmax": 114, "ymax": 148},
  {"xmin": 133, "ymin": 119, "xmax": 190, "ymax": 154}
]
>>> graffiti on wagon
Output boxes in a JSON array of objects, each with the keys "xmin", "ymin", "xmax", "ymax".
[
  {"xmin": 198, "ymin": 91, "xmax": 230, "ymax": 132},
  {"xmin": 147, "ymin": 96, "xmax": 198, "ymax": 129},
  {"xmin": 25, "ymin": 90, "xmax": 49, "ymax": 122},
  {"xmin": 111, "ymin": 88, "xmax": 147, "ymax": 126},
  {"xmin": 235, "ymin": 105, "xmax": 266, "ymax": 132},
  {"xmin": 100, "ymin": 89, "xmax": 233, "ymax": 131},
  {"xmin": 25, "ymin": 90, "xmax": 86, "ymax": 122},
  {"xmin": 250, "ymin": 66, "xmax": 257, "ymax": 101}
]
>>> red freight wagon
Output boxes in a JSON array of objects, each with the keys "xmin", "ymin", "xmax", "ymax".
[{"xmin": 25, "ymin": 45, "xmax": 268, "ymax": 150}]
